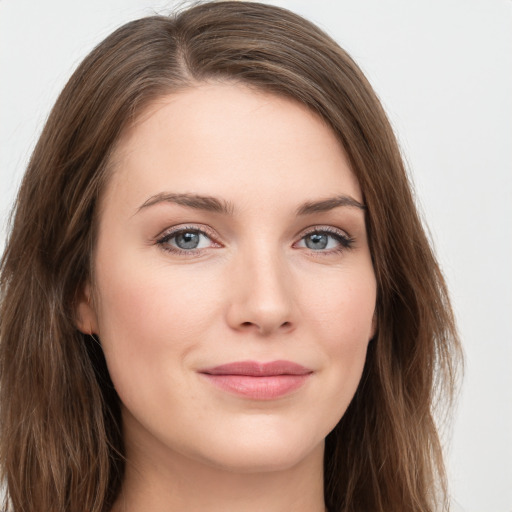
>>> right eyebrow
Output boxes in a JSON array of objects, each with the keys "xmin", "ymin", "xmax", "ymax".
[
  {"xmin": 296, "ymin": 195, "xmax": 366, "ymax": 215},
  {"xmin": 136, "ymin": 192, "xmax": 235, "ymax": 215}
]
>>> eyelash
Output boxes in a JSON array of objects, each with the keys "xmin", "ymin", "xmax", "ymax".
[
  {"xmin": 155, "ymin": 225, "xmax": 354, "ymax": 256},
  {"xmin": 296, "ymin": 227, "xmax": 355, "ymax": 255},
  {"xmin": 155, "ymin": 225, "xmax": 220, "ymax": 256}
]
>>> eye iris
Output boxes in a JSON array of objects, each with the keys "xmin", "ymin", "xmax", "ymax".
[
  {"xmin": 305, "ymin": 233, "xmax": 329, "ymax": 250},
  {"xmin": 175, "ymin": 231, "xmax": 200, "ymax": 249}
]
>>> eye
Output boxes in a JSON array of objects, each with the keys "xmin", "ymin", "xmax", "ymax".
[
  {"xmin": 156, "ymin": 226, "xmax": 219, "ymax": 254},
  {"xmin": 295, "ymin": 228, "xmax": 354, "ymax": 253}
]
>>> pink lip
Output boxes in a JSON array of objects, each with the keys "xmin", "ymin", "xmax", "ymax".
[{"xmin": 199, "ymin": 360, "xmax": 313, "ymax": 400}]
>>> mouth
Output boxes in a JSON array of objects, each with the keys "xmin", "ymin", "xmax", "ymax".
[{"xmin": 198, "ymin": 360, "xmax": 313, "ymax": 400}]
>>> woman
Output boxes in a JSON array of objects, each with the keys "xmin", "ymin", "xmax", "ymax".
[{"xmin": 0, "ymin": 2, "xmax": 462, "ymax": 511}]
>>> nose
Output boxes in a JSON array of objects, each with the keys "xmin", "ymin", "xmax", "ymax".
[{"xmin": 225, "ymin": 246, "xmax": 296, "ymax": 336}]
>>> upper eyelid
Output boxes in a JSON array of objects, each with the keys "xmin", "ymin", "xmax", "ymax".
[
  {"xmin": 294, "ymin": 225, "xmax": 355, "ymax": 251},
  {"xmin": 295, "ymin": 224, "xmax": 351, "ymax": 239},
  {"xmin": 154, "ymin": 222, "xmax": 354, "ymax": 250},
  {"xmin": 155, "ymin": 223, "xmax": 218, "ymax": 242},
  {"xmin": 155, "ymin": 226, "xmax": 221, "ymax": 255},
  {"xmin": 155, "ymin": 224, "xmax": 351, "ymax": 239}
]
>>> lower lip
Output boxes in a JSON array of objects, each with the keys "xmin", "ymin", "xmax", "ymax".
[{"xmin": 201, "ymin": 374, "xmax": 311, "ymax": 400}]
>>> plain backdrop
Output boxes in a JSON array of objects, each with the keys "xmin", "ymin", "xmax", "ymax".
[{"xmin": 1, "ymin": 1, "xmax": 511, "ymax": 511}]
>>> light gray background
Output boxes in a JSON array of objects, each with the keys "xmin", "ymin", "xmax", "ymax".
[{"xmin": 1, "ymin": 1, "xmax": 511, "ymax": 510}]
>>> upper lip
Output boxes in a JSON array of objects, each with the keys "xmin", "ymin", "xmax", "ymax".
[{"xmin": 200, "ymin": 360, "xmax": 312, "ymax": 376}]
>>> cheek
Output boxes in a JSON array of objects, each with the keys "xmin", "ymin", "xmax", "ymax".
[
  {"xmin": 96, "ymin": 254, "xmax": 217, "ymax": 334},
  {"xmin": 306, "ymin": 266, "xmax": 376, "ymax": 343},
  {"xmin": 92, "ymin": 258, "xmax": 221, "ymax": 395},
  {"xmin": 305, "ymin": 268, "xmax": 375, "ymax": 398}
]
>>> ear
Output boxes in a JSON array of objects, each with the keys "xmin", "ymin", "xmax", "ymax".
[{"xmin": 75, "ymin": 282, "xmax": 99, "ymax": 335}]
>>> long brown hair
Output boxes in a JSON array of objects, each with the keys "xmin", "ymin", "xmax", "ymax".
[{"xmin": 0, "ymin": 2, "xmax": 462, "ymax": 511}]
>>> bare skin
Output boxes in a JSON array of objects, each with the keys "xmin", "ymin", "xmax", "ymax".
[{"xmin": 77, "ymin": 83, "xmax": 376, "ymax": 512}]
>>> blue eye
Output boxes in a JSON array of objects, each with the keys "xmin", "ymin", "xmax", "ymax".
[
  {"xmin": 296, "ymin": 229, "xmax": 353, "ymax": 252},
  {"xmin": 174, "ymin": 231, "xmax": 202, "ymax": 250},
  {"xmin": 304, "ymin": 233, "xmax": 330, "ymax": 250},
  {"xmin": 158, "ymin": 228, "xmax": 215, "ymax": 253}
]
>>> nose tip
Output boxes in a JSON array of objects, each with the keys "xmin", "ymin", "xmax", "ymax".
[{"xmin": 225, "ymin": 257, "xmax": 296, "ymax": 336}]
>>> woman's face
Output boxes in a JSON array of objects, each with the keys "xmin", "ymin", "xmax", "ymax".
[{"xmin": 78, "ymin": 83, "xmax": 376, "ymax": 473}]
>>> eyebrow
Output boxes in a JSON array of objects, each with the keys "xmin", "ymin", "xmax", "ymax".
[
  {"xmin": 137, "ymin": 192, "xmax": 365, "ymax": 216},
  {"xmin": 137, "ymin": 193, "xmax": 235, "ymax": 215},
  {"xmin": 296, "ymin": 195, "xmax": 366, "ymax": 215}
]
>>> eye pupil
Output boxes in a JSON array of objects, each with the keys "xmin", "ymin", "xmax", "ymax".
[
  {"xmin": 305, "ymin": 233, "xmax": 328, "ymax": 250},
  {"xmin": 176, "ymin": 231, "xmax": 200, "ymax": 249}
]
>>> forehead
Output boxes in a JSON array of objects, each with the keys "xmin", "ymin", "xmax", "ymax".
[{"xmin": 105, "ymin": 82, "xmax": 361, "ymax": 212}]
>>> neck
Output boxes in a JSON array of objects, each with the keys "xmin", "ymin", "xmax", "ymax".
[{"xmin": 112, "ymin": 435, "xmax": 326, "ymax": 512}]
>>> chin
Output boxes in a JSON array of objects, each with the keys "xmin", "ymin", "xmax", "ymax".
[
  {"xmin": 201, "ymin": 447, "xmax": 321, "ymax": 474},
  {"xmin": 188, "ymin": 424, "xmax": 326, "ymax": 474}
]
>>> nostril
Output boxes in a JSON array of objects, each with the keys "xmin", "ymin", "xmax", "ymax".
[{"xmin": 239, "ymin": 320, "xmax": 292, "ymax": 332}]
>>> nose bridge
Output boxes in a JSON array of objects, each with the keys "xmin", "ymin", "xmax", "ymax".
[{"xmin": 227, "ymin": 238, "xmax": 295, "ymax": 335}]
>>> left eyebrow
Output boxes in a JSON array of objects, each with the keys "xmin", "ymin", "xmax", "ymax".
[
  {"xmin": 296, "ymin": 195, "xmax": 366, "ymax": 215},
  {"xmin": 136, "ymin": 192, "xmax": 235, "ymax": 215}
]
